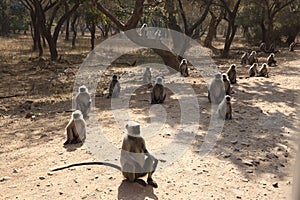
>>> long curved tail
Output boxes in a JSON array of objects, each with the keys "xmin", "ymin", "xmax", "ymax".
[{"xmin": 51, "ymin": 162, "xmax": 121, "ymax": 171}]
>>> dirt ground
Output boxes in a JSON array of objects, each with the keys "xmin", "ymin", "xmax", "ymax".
[{"xmin": 0, "ymin": 35, "xmax": 299, "ymax": 200}]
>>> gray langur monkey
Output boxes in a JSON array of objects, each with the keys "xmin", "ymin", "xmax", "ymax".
[
  {"xmin": 241, "ymin": 52, "xmax": 248, "ymax": 65},
  {"xmin": 140, "ymin": 23, "xmax": 148, "ymax": 38},
  {"xmin": 257, "ymin": 63, "xmax": 269, "ymax": 78},
  {"xmin": 289, "ymin": 42, "xmax": 296, "ymax": 51},
  {"xmin": 143, "ymin": 67, "xmax": 152, "ymax": 86},
  {"xmin": 64, "ymin": 110, "xmax": 86, "ymax": 145},
  {"xmin": 208, "ymin": 73, "xmax": 225, "ymax": 104},
  {"xmin": 222, "ymin": 73, "xmax": 231, "ymax": 95},
  {"xmin": 267, "ymin": 53, "xmax": 277, "ymax": 67},
  {"xmin": 107, "ymin": 74, "xmax": 121, "ymax": 98},
  {"xmin": 75, "ymin": 85, "xmax": 91, "ymax": 119},
  {"xmin": 259, "ymin": 42, "xmax": 267, "ymax": 53},
  {"xmin": 248, "ymin": 51, "xmax": 258, "ymax": 65},
  {"xmin": 179, "ymin": 59, "xmax": 189, "ymax": 77},
  {"xmin": 151, "ymin": 76, "xmax": 166, "ymax": 104},
  {"xmin": 52, "ymin": 121, "xmax": 159, "ymax": 188},
  {"xmin": 217, "ymin": 95, "xmax": 232, "ymax": 120},
  {"xmin": 226, "ymin": 64, "xmax": 237, "ymax": 84},
  {"xmin": 248, "ymin": 63, "xmax": 258, "ymax": 77}
]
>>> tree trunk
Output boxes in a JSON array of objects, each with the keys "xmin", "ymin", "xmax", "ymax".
[
  {"xmin": 204, "ymin": 14, "xmax": 217, "ymax": 48},
  {"xmin": 71, "ymin": 12, "xmax": 78, "ymax": 48},
  {"xmin": 89, "ymin": 23, "xmax": 96, "ymax": 50},
  {"xmin": 65, "ymin": 3, "xmax": 70, "ymax": 41},
  {"xmin": 222, "ymin": 20, "xmax": 237, "ymax": 58}
]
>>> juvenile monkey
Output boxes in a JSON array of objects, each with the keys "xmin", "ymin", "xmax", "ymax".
[
  {"xmin": 107, "ymin": 74, "xmax": 121, "ymax": 98},
  {"xmin": 222, "ymin": 73, "xmax": 231, "ymax": 95},
  {"xmin": 179, "ymin": 59, "xmax": 189, "ymax": 77},
  {"xmin": 75, "ymin": 85, "xmax": 91, "ymax": 119},
  {"xmin": 217, "ymin": 95, "xmax": 232, "ymax": 120},
  {"xmin": 257, "ymin": 63, "xmax": 269, "ymax": 78},
  {"xmin": 289, "ymin": 42, "xmax": 296, "ymax": 51},
  {"xmin": 226, "ymin": 64, "xmax": 237, "ymax": 84},
  {"xmin": 52, "ymin": 121, "xmax": 159, "ymax": 188},
  {"xmin": 140, "ymin": 23, "xmax": 147, "ymax": 38},
  {"xmin": 248, "ymin": 51, "xmax": 258, "ymax": 65},
  {"xmin": 208, "ymin": 73, "xmax": 225, "ymax": 104},
  {"xmin": 151, "ymin": 76, "xmax": 166, "ymax": 104},
  {"xmin": 267, "ymin": 53, "xmax": 277, "ymax": 67},
  {"xmin": 64, "ymin": 110, "xmax": 86, "ymax": 145},
  {"xmin": 143, "ymin": 67, "xmax": 152, "ymax": 86},
  {"xmin": 248, "ymin": 63, "xmax": 258, "ymax": 77},
  {"xmin": 241, "ymin": 52, "xmax": 248, "ymax": 65}
]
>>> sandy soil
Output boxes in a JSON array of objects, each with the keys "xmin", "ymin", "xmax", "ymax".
[{"xmin": 0, "ymin": 35, "xmax": 299, "ymax": 200}]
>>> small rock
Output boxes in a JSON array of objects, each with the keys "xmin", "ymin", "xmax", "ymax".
[
  {"xmin": 39, "ymin": 176, "xmax": 46, "ymax": 180},
  {"xmin": 59, "ymin": 192, "xmax": 63, "ymax": 195},
  {"xmin": 239, "ymin": 129, "xmax": 246, "ymax": 132},
  {"xmin": 13, "ymin": 168, "xmax": 20, "ymax": 173},
  {"xmin": 8, "ymin": 185, "xmax": 17, "ymax": 189},
  {"xmin": 236, "ymin": 195, "xmax": 242, "ymax": 199},
  {"xmin": 241, "ymin": 142, "xmax": 250, "ymax": 146},
  {"xmin": 266, "ymin": 153, "xmax": 278, "ymax": 159},
  {"xmin": 242, "ymin": 160, "xmax": 253, "ymax": 166},
  {"xmin": 242, "ymin": 179, "xmax": 249, "ymax": 182},
  {"xmin": 74, "ymin": 179, "xmax": 78, "ymax": 183},
  {"xmin": 94, "ymin": 175, "xmax": 99, "ymax": 179},
  {"xmin": 45, "ymin": 183, "xmax": 52, "ymax": 187},
  {"xmin": 246, "ymin": 170, "xmax": 253, "ymax": 173},
  {"xmin": 272, "ymin": 182, "xmax": 278, "ymax": 188},
  {"xmin": 47, "ymin": 172, "xmax": 54, "ymax": 176},
  {"xmin": 231, "ymin": 140, "xmax": 238, "ymax": 144},
  {"xmin": 0, "ymin": 176, "xmax": 11, "ymax": 182},
  {"xmin": 58, "ymin": 152, "xmax": 64, "ymax": 155},
  {"xmin": 193, "ymin": 182, "xmax": 199, "ymax": 185}
]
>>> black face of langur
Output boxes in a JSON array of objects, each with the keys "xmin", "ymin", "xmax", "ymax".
[
  {"xmin": 227, "ymin": 64, "xmax": 237, "ymax": 84},
  {"xmin": 241, "ymin": 52, "xmax": 248, "ymax": 65},
  {"xmin": 76, "ymin": 85, "xmax": 91, "ymax": 119},
  {"xmin": 179, "ymin": 59, "xmax": 189, "ymax": 77},
  {"xmin": 208, "ymin": 73, "xmax": 225, "ymax": 104},
  {"xmin": 108, "ymin": 74, "xmax": 121, "ymax": 98},
  {"xmin": 151, "ymin": 77, "xmax": 166, "ymax": 104},
  {"xmin": 267, "ymin": 53, "xmax": 277, "ymax": 67},
  {"xmin": 222, "ymin": 73, "xmax": 231, "ymax": 95},
  {"xmin": 248, "ymin": 63, "xmax": 258, "ymax": 77},
  {"xmin": 258, "ymin": 63, "xmax": 269, "ymax": 78}
]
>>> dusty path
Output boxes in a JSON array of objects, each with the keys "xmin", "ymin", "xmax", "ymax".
[{"xmin": 0, "ymin": 37, "xmax": 299, "ymax": 200}]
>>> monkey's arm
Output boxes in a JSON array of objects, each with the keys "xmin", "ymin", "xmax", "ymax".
[{"xmin": 51, "ymin": 161, "xmax": 121, "ymax": 171}]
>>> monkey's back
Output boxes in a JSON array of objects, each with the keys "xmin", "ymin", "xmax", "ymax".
[
  {"xmin": 121, "ymin": 135, "xmax": 146, "ymax": 168},
  {"xmin": 152, "ymin": 84, "xmax": 164, "ymax": 100}
]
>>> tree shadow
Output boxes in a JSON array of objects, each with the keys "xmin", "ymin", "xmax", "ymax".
[{"xmin": 117, "ymin": 180, "xmax": 158, "ymax": 200}]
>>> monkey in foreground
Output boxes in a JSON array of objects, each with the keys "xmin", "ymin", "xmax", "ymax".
[
  {"xmin": 222, "ymin": 73, "xmax": 231, "ymax": 95},
  {"xmin": 64, "ymin": 110, "xmax": 86, "ymax": 145},
  {"xmin": 267, "ymin": 53, "xmax": 277, "ymax": 67},
  {"xmin": 257, "ymin": 63, "xmax": 269, "ymax": 78},
  {"xmin": 52, "ymin": 121, "xmax": 158, "ymax": 188},
  {"xmin": 107, "ymin": 74, "xmax": 121, "ymax": 98},
  {"xmin": 226, "ymin": 64, "xmax": 237, "ymax": 84},
  {"xmin": 143, "ymin": 67, "xmax": 152, "ymax": 86},
  {"xmin": 248, "ymin": 51, "xmax": 258, "ymax": 65},
  {"xmin": 217, "ymin": 95, "xmax": 232, "ymax": 120},
  {"xmin": 289, "ymin": 42, "xmax": 296, "ymax": 51},
  {"xmin": 75, "ymin": 85, "xmax": 91, "ymax": 119},
  {"xmin": 179, "ymin": 59, "xmax": 189, "ymax": 77},
  {"xmin": 241, "ymin": 52, "xmax": 248, "ymax": 65},
  {"xmin": 208, "ymin": 73, "xmax": 225, "ymax": 104},
  {"xmin": 151, "ymin": 76, "xmax": 166, "ymax": 104},
  {"xmin": 140, "ymin": 23, "xmax": 147, "ymax": 38},
  {"xmin": 248, "ymin": 63, "xmax": 258, "ymax": 77}
]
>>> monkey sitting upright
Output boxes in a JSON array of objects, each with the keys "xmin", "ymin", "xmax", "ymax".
[
  {"xmin": 226, "ymin": 64, "xmax": 237, "ymax": 84},
  {"xmin": 217, "ymin": 95, "xmax": 232, "ymax": 120},
  {"xmin": 75, "ymin": 85, "xmax": 91, "ymax": 119},
  {"xmin": 151, "ymin": 76, "xmax": 166, "ymax": 104},
  {"xmin": 267, "ymin": 53, "xmax": 277, "ymax": 67},
  {"xmin": 140, "ymin": 23, "xmax": 147, "ymax": 38},
  {"xmin": 257, "ymin": 63, "xmax": 269, "ymax": 78},
  {"xmin": 241, "ymin": 52, "xmax": 248, "ymax": 65},
  {"xmin": 208, "ymin": 73, "xmax": 225, "ymax": 104},
  {"xmin": 107, "ymin": 74, "xmax": 121, "ymax": 98},
  {"xmin": 289, "ymin": 42, "xmax": 296, "ymax": 52},
  {"xmin": 143, "ymin": 67, "xmax": 152, "ymax": 86},
  {"xmin": 179, "ymin": 59, "xmax": 189, "ymax": 77},
  {"xmin": 248, "ymin": 63, "xmax": 258, "ymax": 77},
  {"xmin": 121, "ymin": 121, "xmax": 158, "ymax": 188},
  {"xmin": 248, "ymin": 51, "xmax": 258, "ymax": 65},
  {"xmin": 64, "ymin": 110, "xmax": 86, "ymax": 145}
]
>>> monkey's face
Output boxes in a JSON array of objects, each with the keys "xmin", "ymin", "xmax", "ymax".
[
  {"xmin": 79, "ymin": 88, "xmax": 86, "ymax": 93},
  {"xmin": 112, "ymin": 75, "xmax": 118, "ymax": 80},
  {"xmin": 155, "ymin": 77, "xmax": 163, "ymax": 85},
  {"xmin": 73, "ymin": 113, "xmax": 81, "ymax": 119},
  {"xmin": 215, "ymin": 73, "xmax": 222, "ymax": 79},
  {"xmin": 225, "ymin": 95, "xmax": 231, "ymax": 102},
  {"xmin": 230, "ymin": 65, "xmax": 236, "ymax": 70}
]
